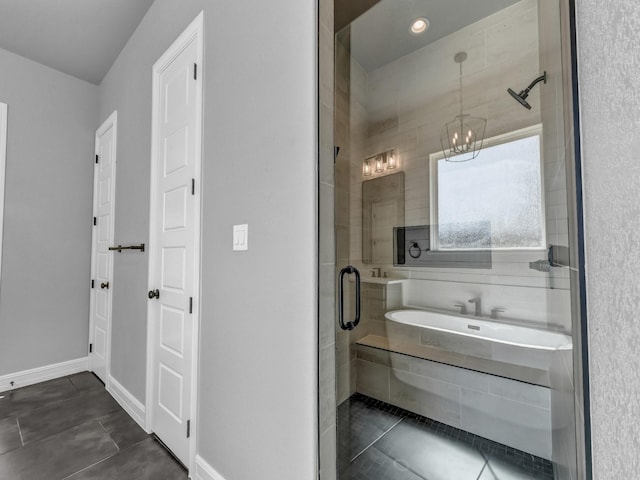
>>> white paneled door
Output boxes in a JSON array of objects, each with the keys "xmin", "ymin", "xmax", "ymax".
[
  {"xmin": 147, "ymin": 13, "xmax": 203, "ymax": 468},
  {"xmin": 89, "ymin": 111, "xmax": 117, "ymax": 384}
]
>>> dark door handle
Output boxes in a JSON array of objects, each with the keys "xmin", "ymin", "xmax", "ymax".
[
  {"xmin": 148, "ymin": 289, "xmax": 160, "ymax": 299},
  {"xmin": 100, "ymin": 282, "xmax": 109, "ymax": 289},
  {"xmin": 338, "ymin": 266, "xmax": 360, "ymax": 331}
]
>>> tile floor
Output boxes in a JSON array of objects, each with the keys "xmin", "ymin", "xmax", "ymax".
[
  {"xmin": 0, "ymin": 372, "xmax": 187, "ymax": 480},
  {"xmin": 338, "ymin": 393, "xmax": 554, "ymax": 480}
]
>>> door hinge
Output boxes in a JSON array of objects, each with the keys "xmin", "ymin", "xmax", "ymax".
[
  {"xmin": 186, "ymin": 419, "xmax": 191, "ymax": 438},
  {"xmin": 89, "ymin": 343, "xmax": 93, "ymax": 353},
  {"xmin": 191, "ymin": 178, "xmax": 195, "ymax": 195},
  {"xmin": 193, "ymin": 63, "xmax": 197, "ymax": 80},
  {"xmin": 93, "ymin": 216, "xmax": 97, "ymax": 226},
  {"xmin": 91, "ymin": 279, "xmax": 95, "ymax": 289},
  {"xmin": 95, "ymin": 154, "xmax": 99, "ymax": 164},
  {"xmin": 189, "ymin": 297, "xmax": 193, "ymax": 314}
]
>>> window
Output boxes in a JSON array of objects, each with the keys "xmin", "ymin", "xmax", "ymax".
[{"xmin": 430, "ymin": 125, "xmax": 544, "ymax": 251}]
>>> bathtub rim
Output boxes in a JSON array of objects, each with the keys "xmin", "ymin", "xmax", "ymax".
[{"xmin": 385, "ymin": 307, "xmax": 573, "ymax": 351}]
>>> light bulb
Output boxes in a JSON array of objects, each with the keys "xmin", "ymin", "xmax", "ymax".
[
  {"xmin": 375, "ymin": 156, "xmax": 384, "ymax": 173},
  {"xmin": 363, "ymin": 160, "xmax": 371, "ymax": 176},
  {"xmin": 410, "ymin": 18, "xmax": 429, "ymax": 35},
  {"xmin": 387, "ymin": 152, "xmax": 397, "ymax": 169}
]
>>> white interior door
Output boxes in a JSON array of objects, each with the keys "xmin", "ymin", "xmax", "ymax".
[
  {"xmin": 147, "ymin": 13, "xmax": 203, "ymax": 467},
  {"xmin": 89, "ymin": 111, "xmax": 117, "ymax": 384}
]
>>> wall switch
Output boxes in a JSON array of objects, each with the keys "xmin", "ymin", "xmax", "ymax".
[{"xmin": 233, "ymin": 224, "xmax": 248, "ymax": 251}]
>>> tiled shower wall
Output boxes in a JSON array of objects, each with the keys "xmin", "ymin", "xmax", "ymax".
[
  {"xmin": 318, "ymin": 0, "xmax": 337, "ymax": 477},
  {"xmin": 346, "ymin": 0, "xmax": 572, "ymax": 330},
  {"xmin": 349, "ymin": 0, "xmax": 542, "ymax": 259},
  {"xmin": 334, "ymin": 32, "xmax": 354, "ymax": 407}
]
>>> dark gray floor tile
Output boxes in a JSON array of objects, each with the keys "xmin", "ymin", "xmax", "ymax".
[
  {"xmin": 65, "ymin": 437, "xmax": 187, "ymax": 480},
  {"xmin": 346, "ymin": 446, "xmax": 424, "ymax": 480},
  {"xmin": 0, "ymin": 420, "xmax": 117, "ymax": 480},
  {"xmin": 68, "ymin": 372, "xmax": 104, "ymax": 392},
  {"xmin": 486, "ymin": 443, "xmax": 554, "ymax": 479},
  {"xmin": 374, "ymin": 420, "xmax": 487, "ymax": 480},
  {"xmin": 0, "ymin": 377, "xmax": 77, "ymax": 420},
  {"xmin": 19, "ymin": 389, "xmax": 120, "ymax": 444},
  {"xmin": 338, "ymin": 396, "xmax": 405, "ymax": 461},
  {"xmin": 480, "ymin": 454, "xmax": 553, "ymax": 480},
  {"xmin": 98, "ymin": 410, "xmax": 149, "ymax": 450},
  {"xmin": 339, "ymin": 395, "xmax": 554, "ymax": 480},
  {"xmin": 0, "ymin": 417, "xmax": 21, "ymax": 455}
]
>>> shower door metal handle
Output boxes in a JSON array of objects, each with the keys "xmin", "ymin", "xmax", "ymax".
[{"xmin": 338, "ymin": 265, "xmax": 361, "ymax": 331}]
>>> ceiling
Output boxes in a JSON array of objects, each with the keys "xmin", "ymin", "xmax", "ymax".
[
  {"xmin": 349, "ymin": 0, "xmax": 521, "ymax": 71},
  {"xmin": 0, "ymin": 0, "xmax": 155, "ymax": 85}
]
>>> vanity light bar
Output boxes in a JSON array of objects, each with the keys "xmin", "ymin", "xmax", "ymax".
[{"xmin": 363, "ymin": 149, "xmax": 397, "ymax": 177}]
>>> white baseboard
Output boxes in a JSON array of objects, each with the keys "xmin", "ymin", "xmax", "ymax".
[
  {"xmin": 0, "ymin": 357, "xmax": 88, "ymax": 393},
  {"xmin": 106, "ymin": 375, "xmax": 146, "ymax": 431},
  {"xmin": 194, "ymin": 455, "xmax": 227, "ymax": 480}
]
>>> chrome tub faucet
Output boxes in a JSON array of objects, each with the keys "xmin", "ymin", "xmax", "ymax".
[{"xmin": 468, "ymin": 297, "xmax": 481, "ymax": 316}]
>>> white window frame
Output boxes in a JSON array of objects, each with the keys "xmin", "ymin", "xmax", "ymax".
[{"xmin": 429, "ymin": 124, "xmax": 546, "ymax": 252}]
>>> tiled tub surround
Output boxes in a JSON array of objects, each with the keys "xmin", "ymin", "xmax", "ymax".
[
  {"xmin": 358, "ymin": 281, "xmax": 567, "ymax": 375},
  {"xmin": 351, "ymin": 282, "xmax": 563, "ymax": 460},
  {"xmin": 336, "ymin": 280, "xmax": 404, "ymax": 404},
  {"xmin": 385, "ymin": 308, "xmax": 571, "ymax": 370},
  {"xmin": 356, "ymin": 343, "xmax": 555, "ymax": 460}
]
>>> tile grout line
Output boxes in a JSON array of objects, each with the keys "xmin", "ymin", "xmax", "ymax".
[
  {"xmin": 349, "ymin": 416, "xmax": 405, "ymax": 463},
  {"xmin": 390, "ymin": 455, "xmax": 430, "ymax": 480},
  {"xmin": 16, "ymin": 417, "xmax": 24, "ymax": 446},
  {"xmin": 66, "ymin": 375, "xmax": 79, "ymax": 393},
  {"xmin": 475, "ymin": 450, "xmax": 490, "ymax": 480},
  {"xmin": 95, "ymin": 418, "xmax": 121, "ymax": 452},
  {"xmin": 474, "ymin": 460, "xmax": 489, "ymax": 480},
  {"xmin": 59, "ymin": 451, "xmax": 120, "ymax": 480}
]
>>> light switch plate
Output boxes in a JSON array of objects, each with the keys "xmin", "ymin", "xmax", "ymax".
[{"xmin": 233, "ymin": 224, "xmax": 248, "ymax": 251}]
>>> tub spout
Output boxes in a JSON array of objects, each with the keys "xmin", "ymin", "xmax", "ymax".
[{"xmin": 468, "ymin": 297, "xmax": 482, "ymax": 316}]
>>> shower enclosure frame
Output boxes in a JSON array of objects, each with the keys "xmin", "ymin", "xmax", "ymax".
[{"xmin": 316, "ymin": 0, "xmax": 592, "ymax": 478}]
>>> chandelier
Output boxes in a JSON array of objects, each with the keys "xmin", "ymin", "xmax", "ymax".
[{"xmin": 440, "ymin": 52, "xmax": 486, "ymax": 162}]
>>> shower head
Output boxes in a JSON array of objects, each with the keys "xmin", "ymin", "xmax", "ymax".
[
  {"xmin": 508, "ymin": 87, "xmax": 533, "ymax": 110},
  {"xmin": 507, "ymin": 72, "xmax": 547, "ymax": 110}
]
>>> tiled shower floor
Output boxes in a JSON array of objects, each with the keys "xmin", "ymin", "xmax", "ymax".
[{"xmin": 338, "ymin": 393, "xmax": 554, "ymax": 480}]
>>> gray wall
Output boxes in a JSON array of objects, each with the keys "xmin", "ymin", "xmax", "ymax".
[
  {"xmin": 0, "ymin": 47, "xmax": 98, "ymax": 376},
  {"xmin": 98, "ymin": 1, "xmax": 318, "ymax": 478},
  {"xmin": 576, "ymin": 0, "xmax": 640, "ymax": 477}
]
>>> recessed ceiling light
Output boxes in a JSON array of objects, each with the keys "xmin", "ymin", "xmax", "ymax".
[{"xmin": 410, "ymin": 17, "xmax": 429, "ymax": 35}]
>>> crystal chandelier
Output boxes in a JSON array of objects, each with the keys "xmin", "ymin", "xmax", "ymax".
[{"xmin": 440, "ymin": 52, "xmax": 486, "ymax": 162}]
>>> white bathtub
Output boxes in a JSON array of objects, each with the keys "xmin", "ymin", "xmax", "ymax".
[{"xmin": 384, "ymin": 309, "xmax": 572, "ymax": 351}]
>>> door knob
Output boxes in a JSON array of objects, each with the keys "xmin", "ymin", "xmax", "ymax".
[
  {"xmin": 148, "ymin": 289, "xmax": 160, "ymax": 299},
  {"xmin": 100, "ymin": 282, "xmax": 109, "ymax": 289}
]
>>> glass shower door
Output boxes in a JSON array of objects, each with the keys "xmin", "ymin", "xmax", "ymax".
[{"xmin": 324, "ymin": 0, "xmax": 588, "ymax": 479}]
